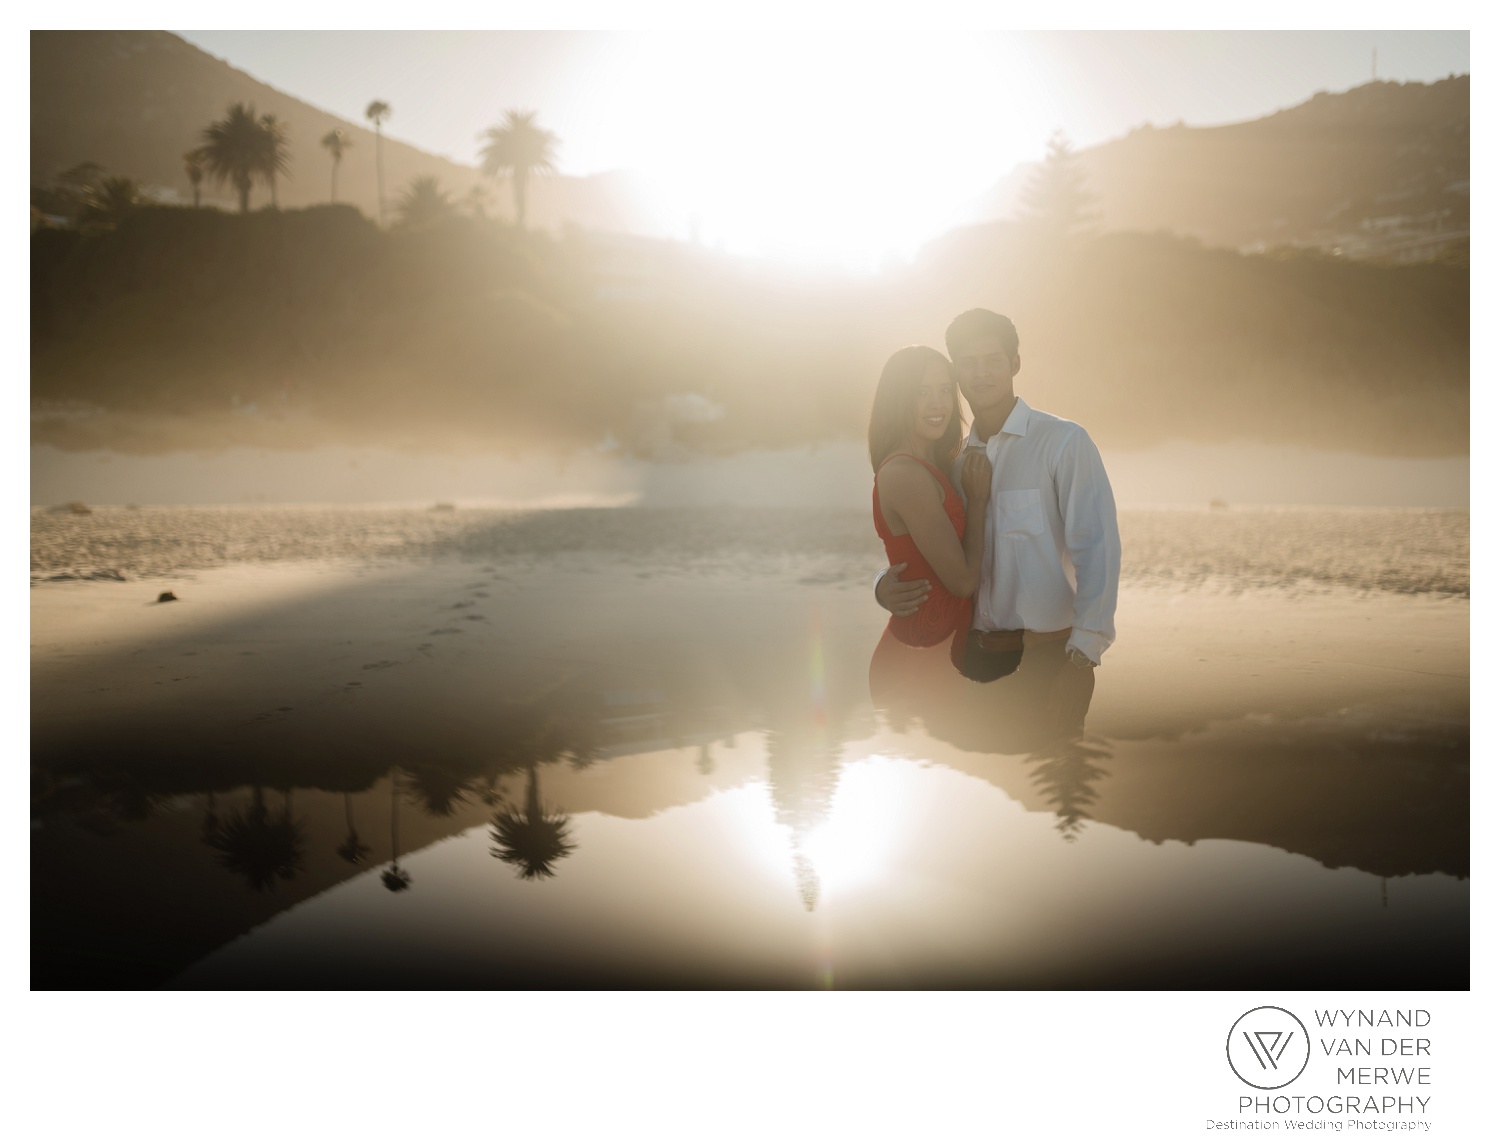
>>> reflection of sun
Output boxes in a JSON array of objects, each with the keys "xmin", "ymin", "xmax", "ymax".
[{"xmin": 797, "ymin": 760, "xmax": 904, "ymax": 898}]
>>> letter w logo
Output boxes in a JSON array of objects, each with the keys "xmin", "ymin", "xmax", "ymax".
[{"xmin": 1242, "ymin": 1030, "xmax": 1294, "ymax": 1070}]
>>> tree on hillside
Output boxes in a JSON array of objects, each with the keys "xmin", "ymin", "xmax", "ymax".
[
  {"xmin": 394, "ymin": 176, "xmax": 455, "ymax": 229},
  {"xmin": 1018, "ymin": 129, "xmax": 1097, "ymax": 241},
  {"xmin": 320, "ymin": 128, "xmax": 352, "ymax": 203},
  {"xmin": 259, "ymin": 113, "xmax": 291, "ymax": 208},
  {"xmin": 197, "ymin": 103, "xmax": 282, "ymax": 213},
  {"xmin": 81, "ymin": 177, "xmax": 142, "ymax": 228},
  {"xmin": 477, "ymin": 110, "xmax": 558, "ymax": 230},
  {"xmin": 462, "ymin": 182, "xmax": 493, "ymax": 220},
  {"xmin": 183, "ymin": 150, "xmax": 204, "ymax": 207},
  {"xmin": 365, "ymin": 100, "xmax": 392, "ymax": 226}
]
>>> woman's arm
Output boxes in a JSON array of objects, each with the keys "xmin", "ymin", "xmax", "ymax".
[{"xmin": 877, "ymin": 453, "xmax": 990, "ymax": 598}]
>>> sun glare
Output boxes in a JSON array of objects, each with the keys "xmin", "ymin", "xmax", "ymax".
[{"xmin": 596, "ymin": 33, "xmax": 1035, "ymax": 273}]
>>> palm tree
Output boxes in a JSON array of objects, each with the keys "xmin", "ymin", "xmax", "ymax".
[
  {"xmin": 394, "ymin": 175, "xmax": 456, "ymax": 229},
  {"xmin": 197, "ymin": 103, "xmax": 279, "ymax": 213},
  {"xmin": 489, "ymin": 761, "xmax": 575, "ymax": 880},
  {"xmin": 320, "ymin": 128, "xmax": 352, "ymax": 203},
  {"xmin": 462, "ymin": 181, "xmax": 493, "ymax": 220},
  {"xmin": 365, "ymin": 100, "xmax": 392, "ymax": 225},
  {"xmin": 82, "ymin": 176, "xmax": 142, "ymax": 227},
  {"xmin": 259, "ymin": 113, "xmax": 291, "ymax": 208},
  {"xmin": 477, "ymin": 109, "xmax": 558, "ymax": 230},
  {"xmin": 183, "ymin": 150, "xmax": 204, "ymax": 208}
]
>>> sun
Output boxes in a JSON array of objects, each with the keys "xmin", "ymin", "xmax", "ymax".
[{"xmin": 590, "ymin": 32, "xmax": 1036, "ymax": 273}]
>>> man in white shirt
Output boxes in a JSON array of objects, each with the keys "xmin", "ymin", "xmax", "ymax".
[{"xmin": 875, "ymin": 309, "xmax": 1121, "ymax": 730}]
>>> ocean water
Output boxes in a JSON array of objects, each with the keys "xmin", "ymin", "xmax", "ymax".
[{"xmin": 31, "ymin": 503, "xmax": 1470, "ymax": 596}]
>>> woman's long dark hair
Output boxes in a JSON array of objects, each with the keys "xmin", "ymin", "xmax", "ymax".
[{"xmin": 867, "ymin": 345, "xmax": 963, "ymax": 472}]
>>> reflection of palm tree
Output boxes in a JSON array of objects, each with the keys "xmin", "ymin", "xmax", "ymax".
[
  {"xmin": 204, "ymin": 785, "xmax": 307, "ymax": 891},
  {"xmin": 398, "ymin": 761, "xmax": 474, "ymax": 818},
  {"xmin": 489, "ymin": 762, "xmax": 575, "ymax": 880},
  {"xmin": 382, "ymin": 773, "xmax": 412, "ymax": 891},
  {"xmin": 320, "ymin": 128, "xmax": 351, "ymax": 203},
  {"xmin": 365, "ymin": 100, "xmax": 391, "ymax": 226},
  {"xmin": 477, "ymin": 110, "xmax": 558, "ymax": 230},
  {"xmin": 764, "ymin": 727, "xmax": 840, "ymax": 912},
  {"xmin": 336, "ymin": 791, "xmax": 372, "ymax": 864},
  {"xmin": 1024, "ymin": 735, "xmax": 1112, "ymax": 842}
]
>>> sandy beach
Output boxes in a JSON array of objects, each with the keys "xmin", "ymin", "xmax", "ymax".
[{"xmin": 30, "ymin": 505, "xmax": 1468, "ymax": 988}]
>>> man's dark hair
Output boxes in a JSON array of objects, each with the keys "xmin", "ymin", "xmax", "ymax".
[{"xmin": 945, "ymin": 309, "xmax": 1019, "ymax": 361}]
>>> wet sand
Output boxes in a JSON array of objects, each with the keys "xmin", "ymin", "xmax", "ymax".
[{"xmin": 30, "ymin": 532, "xmax": 1468, "ymax": 988}]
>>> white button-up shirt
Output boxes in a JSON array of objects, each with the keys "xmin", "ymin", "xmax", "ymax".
[{"xmin": 956, "ymin": 398, "xmax": 1121, "ymax": 664}]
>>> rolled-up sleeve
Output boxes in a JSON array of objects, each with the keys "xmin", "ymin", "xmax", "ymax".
[{"xmin": 1055, "ymin": 429, "xmax": 1121, "ymax": 663}]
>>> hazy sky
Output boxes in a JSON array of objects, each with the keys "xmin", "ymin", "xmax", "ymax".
[{"xmin": 171, "ymin": 29, "xmax": 1468, "ymax": 268}]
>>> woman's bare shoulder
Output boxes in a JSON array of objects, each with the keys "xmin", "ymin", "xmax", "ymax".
[{"xmin": 876, "ymin": 455, "xmax": 941, "ymax": 502}]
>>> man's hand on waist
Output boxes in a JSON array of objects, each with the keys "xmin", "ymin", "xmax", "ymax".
[{"xmin": 874, "ymin": 563, "xmax": 931, "ymax": 617}]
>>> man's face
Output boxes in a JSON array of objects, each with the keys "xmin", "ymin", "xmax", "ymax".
[{"xmin": 951, "ymin": 333, "xmax": 1019, "ymax": 416}]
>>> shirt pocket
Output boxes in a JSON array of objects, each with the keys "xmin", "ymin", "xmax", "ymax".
[{"xmin": 993, "ymin": 488, "xmax": 1046, "ymax": 538}]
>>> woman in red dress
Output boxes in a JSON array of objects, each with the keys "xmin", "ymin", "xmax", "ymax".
[{"xmin": 867, "ymin": 345, "xmax": 991, "ymax": 715}]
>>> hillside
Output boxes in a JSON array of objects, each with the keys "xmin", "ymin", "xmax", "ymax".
[
  {"xmin": 31, "ymin": 211, "xmax": 1468, "ymax": 458},
  {"xmin": 976, "ymin": 77, "xmax": 1469, "ymax": 258},
  {"xmin": 30, "ymin": 30, "xmax": 656, "ymax": 232}
]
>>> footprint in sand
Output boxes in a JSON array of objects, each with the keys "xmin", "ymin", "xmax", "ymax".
[
  {"xmin": 463, "ymin": 614, "xmax": 487, "ymax": 622},
  {"xmin": 430, "ymin": 627, "xmax": 463, "ymax": 635},
  {"xmin": 252, "ymin": 706, "xmax": 295, "ymax": 722},
  {"xmin": 449, "ymin": 600, "xmax": 476, "ymax": 609},
  {"xmin": 471, "ymin": 590, "xmax": 490, "ymax": 599},
  {"xmin": 362, "ymin": 660, "xmax": 399, "ymax": 671}
]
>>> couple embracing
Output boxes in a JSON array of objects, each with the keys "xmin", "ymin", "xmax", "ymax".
[{"xmin": 867, "ymin": 308, "xmax": 1120, "ymax": 734}]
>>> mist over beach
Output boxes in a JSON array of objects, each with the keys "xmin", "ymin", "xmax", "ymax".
[{"xmin": 30, "ymin": 29, "xmax": 1468, "ymax": 997}]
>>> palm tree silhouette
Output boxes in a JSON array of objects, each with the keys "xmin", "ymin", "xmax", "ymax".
[
  {"xmin": 477, "ymin": 110, "xmax": 558, "ymax": 230},
  {"xmin": 336, "ymin": 791, "xmax": 372, "ymax": 864},
  {"xmin": 203, "ymin": 785, "xmax": 307, "ymax": 891},
  {"xmin": 183, "ymin": 150, "xmax": 204, "ymax": 208},
  {"xmin": 82, "ymin": 177, "xmax": 141, "ymax": 227},
  {"xmin": 320, "ymin": 128, "xmax": 352, "ymax": 203},
  {"xmin": 462, "ymin": 182, "xmax": 493, "ymax": 220},
  {"xmin": 198, "ymin": 103, "xmax": 279, "ymax": 213},
  {"xmin": 489, "ymin": 761, "xmax": 575, "ymax": 880},
  {"xmin": 258, "ymin": 112, "xmax": 291, "ymax": 208},
  {"xmin": 394, "ymin": 175, "xmax": 455, "ymax": 229},
  {"xmin": 365, "ymin": 100, "xmax": 392, "ymax": 225}
]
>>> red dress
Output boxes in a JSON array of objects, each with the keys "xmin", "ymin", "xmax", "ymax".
[
  {"xmin": 869, "ymin": 453, "xmax": 973, "ymax": 713},
  {"xmin": 872, "ymin": 453, "xmax": 973, "ymax": 648}
]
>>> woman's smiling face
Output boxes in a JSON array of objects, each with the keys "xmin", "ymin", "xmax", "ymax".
[{"xmin": 911, "ymin": 362, "xmax": 957, "ymax": 444}]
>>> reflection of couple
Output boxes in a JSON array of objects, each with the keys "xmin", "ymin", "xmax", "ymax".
[{"xmin": 868, "ymin": 308, "xmax": 1120, "ymax": 735}]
